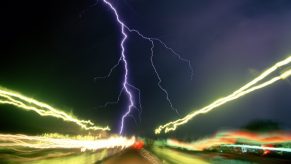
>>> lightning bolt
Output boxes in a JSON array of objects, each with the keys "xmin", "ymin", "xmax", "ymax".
[
  {"xmin": 0, "ymin": 87, "xmax": 110, "ymax": 131},
  {"xmin": 99, "ymin": 0, "xmax": 193, "ymax": 134},
  {"xmin": 100, "ymin": 0, "xmax": 133, "ymax": 135},
  {"xmin": 155, "ymin": 56, "xmax": 291, "ymax": 134}
]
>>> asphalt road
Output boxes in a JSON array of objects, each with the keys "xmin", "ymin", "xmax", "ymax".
[
  {"xmin": 101, "ymin": 147, "xmax": 215, "ymax": 164},
  {"xmin": 101, "ymin": 149, "xmax": 159, "ymax": 164},
  {"xmin": 1, "ymin": 146, "xmax": 291, "ymax": 163},
  {"xmin": 100, "ymin": 146, "xmax": 291, "ymax": 164}
]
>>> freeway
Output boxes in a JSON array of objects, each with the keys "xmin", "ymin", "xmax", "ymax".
[
  {"xmin": 1, "ymin": 145, "xmax": 291, "ymax": 163},
  {"xmin": 101, "ymin": 149, "xmax": 160, "ymax": 164},
  {"xmin": 100, "ymin": 146, "xmax": 291, "ymax": 164}
]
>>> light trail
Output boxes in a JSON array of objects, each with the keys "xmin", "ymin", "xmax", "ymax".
[
  {"xmin": 0, "ymin": 133, "xmax": 135, "ymax": 152},
  {"xmin": 155, "ymin": 56, "xmax": 291, "ymax": 134},
  {"xmin": 167, "ymin": 138, "xmax": 233, "ymax": 151},
  {"xmin": 0, "ymin": 87, "xmax": 110, "ymax": 131},
  {"xmin": 223, "ymin": 144, "xmax": 291, "ymax": 153},
  {"xmin": 100, "ymin": 0, "xmax": 193, "ymax": 133},
  {"xmin": 166, "ymin": 130, "xmax": 291, "ymax": 151}
]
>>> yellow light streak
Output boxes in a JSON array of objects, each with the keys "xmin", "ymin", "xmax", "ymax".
[
  {"xmin": 166, "ymin": 130, "xmax": 291, "ymax": 151},
  {"xmin": 0, "ymin": 87, "xmax": 110, "ymax": 131},
  {"xmin": 155, "ymin": 56, "xmax": 291, "ymax": 134},
  {"xmin": 0, "ymin": 133, "xmax": 135, "ymax": 152}
]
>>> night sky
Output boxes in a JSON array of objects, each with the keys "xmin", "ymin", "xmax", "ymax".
[{"xmin": 1, "ymin": 0, "xmax": 291, "ymax": 138}]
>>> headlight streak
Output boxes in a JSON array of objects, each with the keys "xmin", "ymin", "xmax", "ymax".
[
  {"xmin": 223, "ymin": 144, "xmax": 291, "ymax": 153},
  {"xmin": 155, "ymin": 56, "xmax": 291, "ymax": 134},
  {"xmin": 166, "ymin": 130, "xmax": 291, "ymax": 151},
  {"xmin": 0, "ymin": 133, "xmax": 135, "ymax": 152},
  {"xmin": 0, "ymin": 87, "xmax": 110, "ymax": 131}
]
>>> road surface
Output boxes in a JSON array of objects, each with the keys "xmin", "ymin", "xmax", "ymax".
[
  {"xmin": 101, "ymin": 146, "xmax": 291, "ymax": 164},
  {"xmin": 1, "ymin": 146, "xmax": 291, "ymax": 163}
]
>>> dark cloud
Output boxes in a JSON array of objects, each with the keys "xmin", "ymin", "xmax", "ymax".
[{"xmin": 1, "ymin": 0, "xmax": 291, "ymax": 138}]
